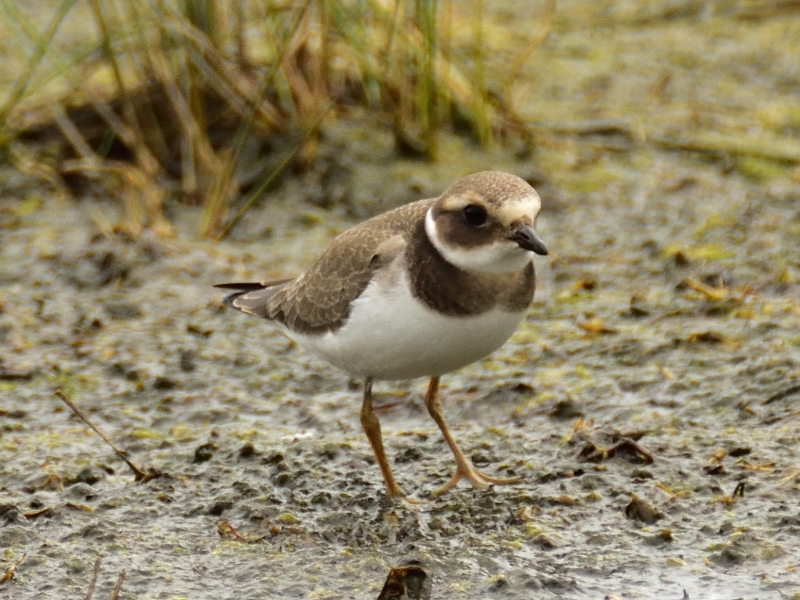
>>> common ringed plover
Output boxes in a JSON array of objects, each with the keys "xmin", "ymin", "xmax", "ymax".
[{"xmin": 216, "ymin": 171, "xmax": 548, "ymax": 499}]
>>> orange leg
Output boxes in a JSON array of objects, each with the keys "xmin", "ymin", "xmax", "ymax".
[
  {"xmin": 424, "ymin": 376, "xmax": 522, "ymax": 496},
  {"xmin": 360, "ymin": 377, "xmax": 404, "ymax": 498}
]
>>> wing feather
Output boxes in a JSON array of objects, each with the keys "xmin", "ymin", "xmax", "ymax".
[{"xmin": 267, "ymin": 199, "xmax": 433, "ymax": 333}]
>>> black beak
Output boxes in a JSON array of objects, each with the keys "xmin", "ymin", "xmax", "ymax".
[{"xmin": 509, "ymin": 225, "xmax": 548, "ymax": 256}]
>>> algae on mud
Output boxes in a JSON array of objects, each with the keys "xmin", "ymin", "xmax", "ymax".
[
  {"xmin": 2, "ymin": 0, "xmax": 800, "ymax": 599},
  {"xmin": 2, "ymin": 118, "xmax": 798, "ymax": 597}
]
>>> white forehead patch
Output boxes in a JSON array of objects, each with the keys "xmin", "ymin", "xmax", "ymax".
[
  {"xmin": 502, "ymin": 193, "xmax": 542, "ymax": 225},
  {"xmin": 425, "ymin": 209, "xmax": 534, "ymax": 274}
]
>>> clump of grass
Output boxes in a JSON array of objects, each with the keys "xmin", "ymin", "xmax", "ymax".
[{"xmin": 0, "ymin": 0, "xmax": 549, "ymax": 239}]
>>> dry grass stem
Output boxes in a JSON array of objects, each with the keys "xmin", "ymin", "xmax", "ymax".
[
  {"xmin": 3, "ymin": 0, "xmax": 525, "ymax": 237},
  {"xmin": 0, "ymin": 0, "xmax": 79, "ymax": 123},
  {"xmin": 503, "ymin": 0, "xmax": 557, "ymax": 95},
  {"xmin": 109, "ymin": 569, "xmax": 126, "ymax": 600},
  {"xmin": 54, "ymin": 389, "xmax": 158, "ymax": 482},
  {"xmin": 84, "ymin": 556, "xmax": 101, "ymax": 600},
  {"xmin": 0, "ymin": 553, "xmax": 27, "ymax": 584}
]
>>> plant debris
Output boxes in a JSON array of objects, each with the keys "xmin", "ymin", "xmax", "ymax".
[
  {"xmin": 376, "ymin": 560, "xmax": 431, "ymax": 600},
  {"xmin": 55, "ymin": 389, "xmax": 161, "ymax": 483}
]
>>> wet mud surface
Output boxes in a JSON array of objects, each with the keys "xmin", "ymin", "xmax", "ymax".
[{"xmin": 2, "ymin": 3, "xmax": 800, "ymax": 600}]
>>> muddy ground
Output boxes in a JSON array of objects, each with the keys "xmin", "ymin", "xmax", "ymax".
[{"xmin": 1, "ymin": 2, "xmax": 800, "ymax": 599}]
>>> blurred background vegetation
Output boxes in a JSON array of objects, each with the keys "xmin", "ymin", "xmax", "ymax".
[
  {"xmin": 0, "ymin": 0, "xmax": 555, "ymax": 240},
  {"xmin": 1, "ymin": 0, "xmax": 798, "ymax": 240}
]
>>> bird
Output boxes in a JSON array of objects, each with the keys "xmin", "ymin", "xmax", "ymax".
[{"xmin": 215, "ymin": 171, "xmax": 548, "ymax": 499}]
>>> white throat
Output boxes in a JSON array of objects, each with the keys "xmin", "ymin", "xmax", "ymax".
[{"xmin": 424, "ymin": 209, "xmax": 533, "ymax": 274}]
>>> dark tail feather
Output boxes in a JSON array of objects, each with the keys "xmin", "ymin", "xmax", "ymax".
[
  {"xmin": 214, "ymin": 280, "xmax": 292, "ymax": 318},
  {"xmin": 213, "ymin": 282, "xmax": 268, "ymax": 291}
]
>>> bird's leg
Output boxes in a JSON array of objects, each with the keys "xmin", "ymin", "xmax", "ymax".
[
  {"xmin": 424, "ymin": 376, "xmax": 523, "ymax": 497},
  {"xmin": 360, "ymin": 377, "xmax": 404, "ymax": 498}
]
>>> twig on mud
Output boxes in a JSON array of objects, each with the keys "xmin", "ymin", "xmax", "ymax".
[
  {"xmin": 109, "ymin": 569, "xmax": 126, "ymax": 600},
  {"xmin": 763, "ymin": 384, "xmax": 800, "ymax": 405},
  {"xmin": 54, "ymin": 389, "xmax": 160, "ymax": 482},
  {"xmin": 218, "ymin": 520, "xmax": 265, "ymax": 543},
  {"xmin": 682, "ymin": 277, "xmax": 729, "ymax": 302},
  {"xmin": 85, "ymin": 556, "xmax": 101, "ymax": 600},
  {"xmin": 83, "ymin": 556, "xmax": 125, "ymax": 600},
  {"xmin": 22, "ymin": 502, "xmax": 94, "ymax": 521},
  {"xmin": 778, "ymin": 467, "xmax": 800, "ymax": 487},
  {"xmin": 618, "ymin": 438, "xmax": 654, "ymax": 463},
  {"xmin": 733, "ymin": 482, "xmax": 746, "ymax": 498},
  {"xmin": 530, "ymin": 118, "xmax": 633, "ymax": 138},
  {"xmin": 712, "ymin": 481, "xmax": 746, "ymax": 506},
  {"xmin": 577, "ymin": 435, "xmax": 654, "ymax": 465},
  {"xmin": 0, "ymin": 553, "xmax": 26, "ymax": 584}
]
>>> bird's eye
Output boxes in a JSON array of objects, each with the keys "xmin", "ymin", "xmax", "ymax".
[{"xmin": 463, "ymin": 204, "xmax": 488, "ymax": 227}]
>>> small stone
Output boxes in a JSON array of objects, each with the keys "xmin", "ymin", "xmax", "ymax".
[
  {"xmin": 262, "ymin": 451, "xmax": 284, "ymax": 465},
  {"xmin": 104, "ymin": 302, "xmax": 142, "ymax": 320},
  {"xmin": 194, "ymin": 442, "xmax": 216, "ymax": 463},
  {"xmin": 68, "ymin": 466, "xmax": 101, "ymax": 486},
  {"xmin": 488, "ymin": 576, "xmax": 508, "ymax": 592},
  {"xmin": 153, "ymin": 376, "xmax": 177, "ymax": 390},
  {"xmin": 179, "ymin": 350, "xmax": 196, "ymax": 372},
  {"xmin": 208, "ymin": 500, "xmax": 233, "ymax": 516},
  {"xmin": 277, "ymin": 512, "xmax": 300, "ymax": 525},
  {"xmin": 550, "ymin": 399, "xmax": 584, "ymax": 419},
  {"xmin": 62, "ymin": 482, "xmax": 96, "ymax": 501},
  {"xmin": 624, "ymin": 494, "xmax": 663, "ymax": 524},
  {"xmin": 394, "ymin": 447, "xmax": 422, "ymax": 464},
  {"xmin": 377, "ymin": 559, "xmax": 431, "ymax": 600},
  {"xmin": 239, "ymin": 442, "xmax": 257, "ymax": 459}
]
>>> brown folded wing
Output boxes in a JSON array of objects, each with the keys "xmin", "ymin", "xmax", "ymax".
[{"xmin": 225, "ymin": 199, "xmax": 435, "ymax": 334}]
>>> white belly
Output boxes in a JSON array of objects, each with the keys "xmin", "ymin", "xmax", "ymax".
[{"xmin": 281, "ymin": 272, "xmax": 526, "ymax": 380}]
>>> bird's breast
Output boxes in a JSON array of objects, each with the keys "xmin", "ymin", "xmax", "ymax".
[{"xmin": 280, "ymin": 269, "xmax": 526, "ymax": 380}]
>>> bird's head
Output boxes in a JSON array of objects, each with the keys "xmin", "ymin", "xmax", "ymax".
[{"xmin": 425, "ymin": 171, "xmax": 548, "ymax": 274}]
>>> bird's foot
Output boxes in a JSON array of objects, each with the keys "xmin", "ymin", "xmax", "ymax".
[
  {"xmin": 401, "ymin": 495, "xmax": 424, "ymax": 507},
  {"xmin": 431, "ymin": 462, "xmax": 522, "ymax": 497},
  {"xmin": 382, "ymin": 483, "xmax": 424, "ymax": 506}
]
